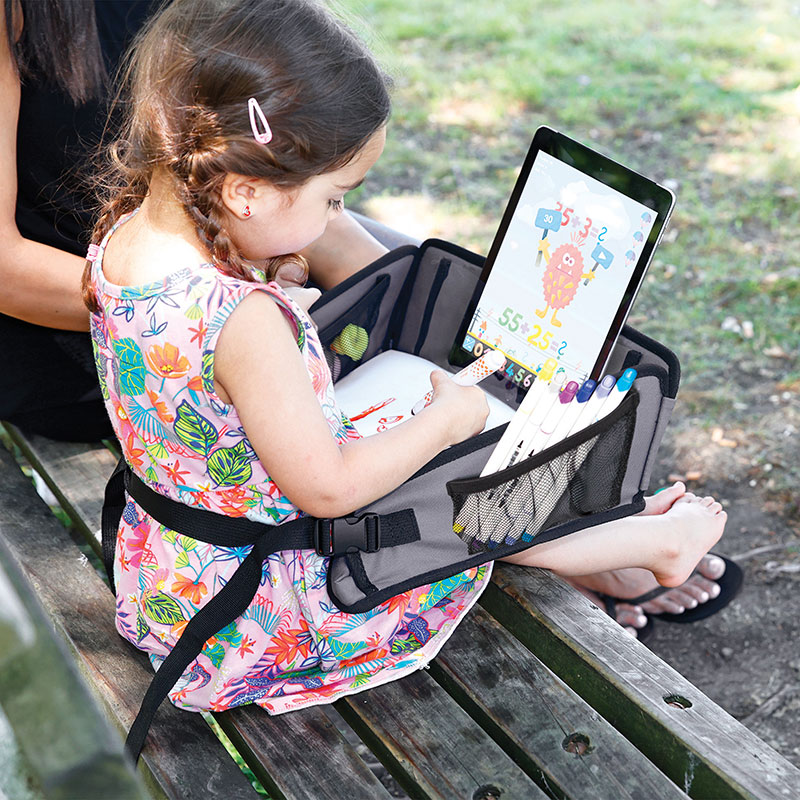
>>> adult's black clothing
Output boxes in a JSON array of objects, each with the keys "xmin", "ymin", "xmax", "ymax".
[{"xmin": 0, "ymin": 1, "xmax": 155, "ymax": 441}]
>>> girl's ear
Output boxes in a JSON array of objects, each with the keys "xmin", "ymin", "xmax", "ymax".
[{"xmin": 220, "ymin": 173, "xmax": 265, "ymax": 219}]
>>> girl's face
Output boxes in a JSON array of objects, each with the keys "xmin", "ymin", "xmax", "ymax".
[{"xmin": 222, "ymin": 127, "xmax": 386, "ymax": 262}]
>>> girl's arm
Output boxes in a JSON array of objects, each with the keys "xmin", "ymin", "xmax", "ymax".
[
  {"xmin": 214, "ymin": 291, "xmax": 488, "ymax": 518},
  {"xmin": 0, "ymin": 10, "xmax": 90, "ymax": 331}
]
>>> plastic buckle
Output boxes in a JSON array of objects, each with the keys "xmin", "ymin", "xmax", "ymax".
[
  {"xmin": 314, "ymin": 518, "xmax": 336, "ymax": 556},
  {"xmin": 314, "ymin": 513, "xmax": 381, "ymax": 556}
]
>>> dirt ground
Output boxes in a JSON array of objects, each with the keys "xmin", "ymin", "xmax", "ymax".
[{"xmin": 645, "ymin": 384, "xmax": 800, "ymax": 770}]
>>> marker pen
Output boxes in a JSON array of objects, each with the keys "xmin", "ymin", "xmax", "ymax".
[
  {"xmin": 411, "ymin": 349, "xmax": 505, "ymax": 415},
  {"xmin": 546, "ymin": 378, "xmax": 596, "ymax": 446},
  {"xmin": 592, "ymin": 368, "xmax": 637, "ymax": 423},
  {"xmin": 491, "ymin": 378, "xmax": 574, "ymax": 515},
  {"xmin": 525, "ymin": 381, "xmax": 579, "ymax": 456},
  {"xmin": 568, "ymin": 373, "xmax": 616, "ymax": 437},
  {"xmin": 481, "ymin": 357, "xmax": 558, "ymax": 476},
  {"xmin": 501, "ymin": 371, "xmax": 564, "ymax": 469}
]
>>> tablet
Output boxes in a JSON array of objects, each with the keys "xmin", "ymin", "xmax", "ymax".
[{"xmin": 449, "ymin": 126, "xmax": 675, "ymax": 388}]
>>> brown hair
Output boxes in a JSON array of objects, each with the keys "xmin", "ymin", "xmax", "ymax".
[
  {"xmin": 4, "ymin": 0, "xmax": 106, "ymax": 104},
  {"xmin": 83, "ymin": 0, "xmax": 391, "ymax": 310}
]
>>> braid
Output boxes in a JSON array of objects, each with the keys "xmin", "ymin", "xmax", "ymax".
[{"xmin": 173, "ymin": 162, "xmax": 308, "ymax": 287}]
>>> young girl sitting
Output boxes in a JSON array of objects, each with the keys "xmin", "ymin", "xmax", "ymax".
[{"xmin": 85, "ymin": 0, "xmax": 727, "ymax": 752}]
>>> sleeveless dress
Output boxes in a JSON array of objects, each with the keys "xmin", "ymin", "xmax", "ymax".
[{"xmin": 89, "ymin": 212, "xmax": 492, "ymax": 715}]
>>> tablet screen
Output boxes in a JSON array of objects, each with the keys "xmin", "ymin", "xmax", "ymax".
[{"xmin": 450, "ymin": 127, "xmax": 674, "ymax": 388}]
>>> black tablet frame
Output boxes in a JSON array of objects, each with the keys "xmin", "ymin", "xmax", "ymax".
[{"xmin": 448, "ymin": 126, "xmax": 675, "ymax": 381}]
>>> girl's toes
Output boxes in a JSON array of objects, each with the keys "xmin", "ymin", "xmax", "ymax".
[
  {"xmin": 665, "ymin": 588, "xmax": 698, "ymax": 609},
  {"xmin": 642, "ymin": 481, "xmax": 686, "ymax": 514}
]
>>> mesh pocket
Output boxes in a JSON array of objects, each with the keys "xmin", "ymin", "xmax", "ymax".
[
  {"xmin": 318, "ymin": 274, "xmax": 390, "ymax": 382},
  {"xmin": 447, "ymin": 391, "xmax": 638, "ymax": 554}
]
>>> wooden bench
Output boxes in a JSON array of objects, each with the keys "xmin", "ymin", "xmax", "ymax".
[{"xmin": 2, "ymin": 423, "xmax": 799, "ymax": 800}]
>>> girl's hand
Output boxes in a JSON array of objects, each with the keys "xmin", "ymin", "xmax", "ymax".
[
  {"xmin": 281, "ymin": 285, "xmax": 321, "ymax": 314},
  {"xmin": 425, "ymin": 370, "xmax": 489, "ymax": 445},
  {"xmin": 273, "ymin": 258, "xmax": 320, "ymax": 315}
]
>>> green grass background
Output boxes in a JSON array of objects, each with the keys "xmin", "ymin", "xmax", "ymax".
[{"xmin": 339, "ymin": 0, "xmax": 800, "ymax": 411}]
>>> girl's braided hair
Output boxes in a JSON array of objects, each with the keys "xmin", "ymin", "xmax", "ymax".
[{"xmin": 83, "ymin": 0, "xmax": 391, "ymax": 311}]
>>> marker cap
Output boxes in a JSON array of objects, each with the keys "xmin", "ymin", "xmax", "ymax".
[
  {"xmin": 617, "ymin": 368, "xmax": 637, "ymax": 391},
  {"xmin": 558, "ymin": 381, "xmax": 579, "ymax": 404},
  {"xmin": 537, "ymin": 358, "xmax": 558, "ymax": 383},
  {"xmin": 575, "ymin": 378, "xmax": 597, "ymax": 403},
  {"xmin": 595, "ymin": 374, "xmax": 617, "ymax": 399},
  {"xmin": 484, "ymin": 349, "xmax": 507, "ymax": 372}
]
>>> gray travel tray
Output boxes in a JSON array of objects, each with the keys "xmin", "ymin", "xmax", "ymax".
[{"xmin": 310, "ymin": 240, "xmax": 679, "ymax": 613}]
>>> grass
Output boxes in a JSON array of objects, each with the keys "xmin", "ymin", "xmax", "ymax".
[{"xmin": 339, "ymin": 0, "xmax": 800, "ymax": 400}]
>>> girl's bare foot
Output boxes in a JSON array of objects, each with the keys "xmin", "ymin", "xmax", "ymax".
[
  {"xmin": 637, "ymin": 481, "xmax": 686, "ymax": 516},
  {"xmin": 647, "ymin": 493, "xmax": 727, "ymax": 587},
  {"xmin": 570, "ymin": 483, "xmax": 727, "ymax": 617}
]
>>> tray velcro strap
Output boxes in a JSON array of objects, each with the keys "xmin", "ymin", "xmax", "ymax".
[{"xmin": 99, "ymin": 458, "xmax": 419, "ymax": 760}]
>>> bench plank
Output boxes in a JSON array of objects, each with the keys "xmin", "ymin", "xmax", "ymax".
[
  {"xmin": 430, "ymin": 604, "xmax": 686, "ymax": 799},
  {"xmin": 219, "ymin": 706, "xmax": 393, "ymax": 800},
  {"xmin": 486, "ymin": 564, "xmax": 800, "ymax": 800},
  {"xmin": 338, "ymin": 668, "xmax": 549, "ymax": 800},
  {"xmin": 0, "ymin": 442, "xmax": 260, "ymax": 800},
  {"xmin": 6, "ymin": 431, "xmax": 118, "ymax": 556}
]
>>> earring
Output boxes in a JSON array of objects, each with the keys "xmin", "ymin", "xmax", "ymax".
[{"xmin": 242, "ymin": 205, "xmax": 251, "ymax": 218}]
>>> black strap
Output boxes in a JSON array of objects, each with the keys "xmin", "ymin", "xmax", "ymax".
[
  {"xmin": 101, "ymin": 458, "xmax": 128, "ymax": 594},
  {"xmin": 101, "ymin": 458, "xmax": 419, "ymax": 761}
]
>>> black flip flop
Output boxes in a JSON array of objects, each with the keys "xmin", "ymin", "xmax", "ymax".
[{"xmin": 618, "ymin": 555, "xmax": 744, "ymax": 624}]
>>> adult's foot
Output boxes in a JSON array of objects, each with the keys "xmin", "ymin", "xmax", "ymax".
[{"xmin": 569, "ymin": 582, "xmax": 650, "ymax": 639}]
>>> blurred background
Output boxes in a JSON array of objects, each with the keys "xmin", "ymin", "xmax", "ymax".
[{"xmin": 340, "ymin": 0, "xmax": 800, "ymax": 768}]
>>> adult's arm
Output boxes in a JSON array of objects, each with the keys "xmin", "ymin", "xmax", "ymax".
[
  {"xmin": 0, "ymin": 10, "xmax": 90, "ymax": 331},
  {"xmin": 300, "ymin": 210, "xmax": 388, "ymax": 290}
]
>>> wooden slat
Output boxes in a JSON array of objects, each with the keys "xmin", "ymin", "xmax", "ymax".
[
  {"xmin": 8, "ymin": 432, "xmax": 116, "ymax": 532},
  {"xmin": 0, "ymin": 536, "xmax": 147, "ymax": 800},
  {"xmin": 431, "ymin": 605, "xmax": 686, "ymax": 799},
  {"xmin": 337, "ymin": 668, "xmax": 548, "ymax": 800},
  {"xmin": 219, "ymin": 707, "xmax": 393, "ymax": 800},
  {"xmin": 5, "ymin": 430, "xmax": 118, "ymax": 556},
  {"xmin": 0, "ymin": 443, "xmax": 260, "ymax": 800},
  {"xmin": 486, "ymin": 564, "xmax": 800, "ymax": 800},
  {"xmin": 7, "ymin": 429, "xmax": 391, "ymax": 799}
]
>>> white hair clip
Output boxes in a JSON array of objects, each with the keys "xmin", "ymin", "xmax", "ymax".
[{"xmin": 248, "ymin": 97, "xmax": 273, "ymax": 144}]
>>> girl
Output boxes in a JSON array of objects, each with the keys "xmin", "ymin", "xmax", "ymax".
[{"xmin": 86, "ymin": 0, "xmax": 727, "ymax": 749}]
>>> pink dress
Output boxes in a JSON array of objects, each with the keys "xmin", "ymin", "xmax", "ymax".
[{"xmin": 89, "ymin": 211, "xmax": 491, "ymax": 715}]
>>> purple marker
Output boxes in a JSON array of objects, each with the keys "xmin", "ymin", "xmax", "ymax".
[{"xmin": 547, "ymin": 378, "xmax": 597, "ymax": 445}]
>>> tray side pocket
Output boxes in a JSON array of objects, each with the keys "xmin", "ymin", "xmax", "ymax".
[
  {"xmin": 317, "ymin": 273, "xmax": 391, "ymax": 381},
  {"xmin": 447, "ymin": 390, "xmax": 639, "ymax": 554}
]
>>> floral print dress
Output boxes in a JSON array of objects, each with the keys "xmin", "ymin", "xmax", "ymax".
[{"xmin": 89, "ymin": 211, "xmax": 491, "ymax": 715}]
